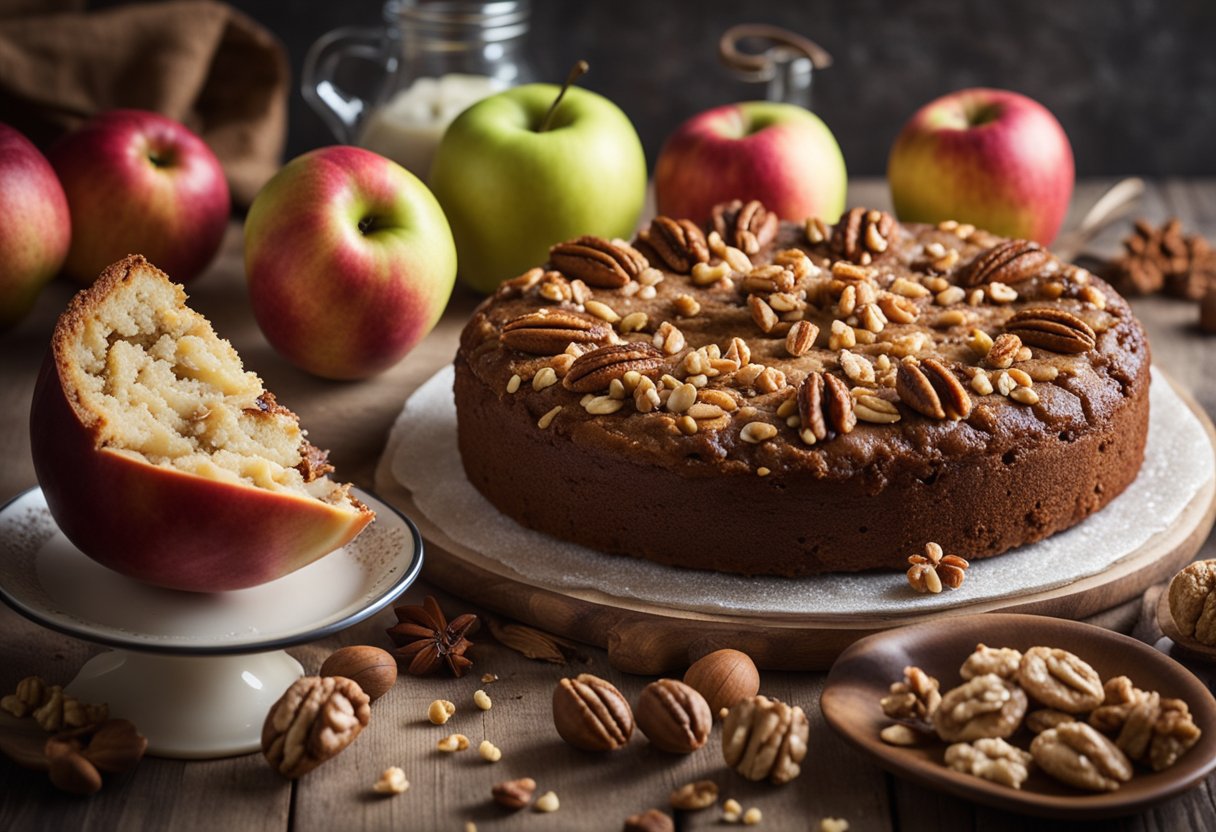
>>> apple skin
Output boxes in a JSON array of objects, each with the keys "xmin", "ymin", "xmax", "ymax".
[
  {"xmin": 888, "ymin": 88, "xmax": 1075, "ymax": 245},
  {"xmin": 29, "ymin": 350, "xmax": 372, "ymax": 593},
  {"xmin": 0, "ymin": 124, "xmax": 70, "ymax": 330},
  {"xmin": 430, "ymin": 84, "xmax": 647, "ymax": 294},
  {"xmin": 245, "ymin": 146, "xmax": 456, "ymax": 380},
  {"xmin": 47, "ymin": 110, "xmax": 230, "ymax": 284},
  {"xmin": 654, "ymin": 101, "xmax": 847, "ymax": 225}
]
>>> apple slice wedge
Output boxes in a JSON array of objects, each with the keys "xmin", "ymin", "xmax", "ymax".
[{"xmin": 29, "ymin": 255, "xmax": 374, "ymax": 592}]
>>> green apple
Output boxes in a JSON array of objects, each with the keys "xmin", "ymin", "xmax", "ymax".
[{"xmin": 430, "ymin": 83, "xmax": 647, "ymax": 293}]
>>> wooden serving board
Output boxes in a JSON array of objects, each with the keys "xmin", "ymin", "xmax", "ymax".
[{"xmin": 373, "ymin": 379, "xmax": 1216, "ymax": 674}]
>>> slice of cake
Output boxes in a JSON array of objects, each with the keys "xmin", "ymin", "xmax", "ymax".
[{"xmin": 30, "ymin": 255, "xmax": 373, "ymax": 592}]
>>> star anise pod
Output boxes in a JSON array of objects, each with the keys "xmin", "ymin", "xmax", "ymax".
[{"xmin": 386, "ymin": 596, "xmax": 478, "ymax": 677}]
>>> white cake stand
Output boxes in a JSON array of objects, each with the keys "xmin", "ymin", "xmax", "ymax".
[{"xmin": 0, "ymin": 486, "xmax": 422, "ymax": 759}]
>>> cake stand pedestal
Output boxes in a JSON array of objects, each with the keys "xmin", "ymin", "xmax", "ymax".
[{"xmin": 0, "ymin": 487, "xmax": 422, "ymax": 759}]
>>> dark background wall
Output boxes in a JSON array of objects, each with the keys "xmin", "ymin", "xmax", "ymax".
[{"xmin": 233, "ymin": 0, "xmax": 1215, "ymax": 177}]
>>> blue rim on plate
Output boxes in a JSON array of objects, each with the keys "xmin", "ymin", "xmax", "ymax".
[{"xmin": 0, "ymin": 485, "xmax": 423, "ymax": 656}]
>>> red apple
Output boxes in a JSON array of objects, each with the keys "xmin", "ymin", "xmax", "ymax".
[
  {"xmin": 654, "ymin": 101, "xmax": 847, "ymax": 225},
  {"xmin": 887, "ymin": 88, "xmax": 1074, "ymax": 245},
  {"xmin": 30, "ymin": 255, "xmax": 373, "ymax": 592},
  {"xmin": 245, "ymin": 146, "xmax": 456, "ymax": 380},
  {"xmin": 48, "ymin": 110, "xmax": 230, "ymax": 284},
  {"xmin": 0, "ymin": 124, "xmax": 70, "ymax": 329}
]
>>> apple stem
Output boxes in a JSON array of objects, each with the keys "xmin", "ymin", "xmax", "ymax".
[{"xmin": 538, "ymin": 60, "xmax": 589, "ymax": 133}]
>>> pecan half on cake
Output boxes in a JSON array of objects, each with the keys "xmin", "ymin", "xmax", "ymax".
[{"xmin": 453, "ymin": 204, "xmax": 1149, "ymax": 576}]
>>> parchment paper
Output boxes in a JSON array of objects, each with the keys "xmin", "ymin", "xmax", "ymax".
[{"xmin": 383, "ymin": 367, "xmax": 1211, "ymax": 618}]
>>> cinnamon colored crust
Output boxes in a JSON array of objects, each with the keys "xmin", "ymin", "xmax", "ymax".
[{"xmin": 454, "ymin": 211, "xmax": 1150, "ymax": 576}]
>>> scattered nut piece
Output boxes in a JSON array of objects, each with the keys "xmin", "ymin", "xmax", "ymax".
[
  {"xmin": 372, "ymin": 766, "xmax": 410, "ymax": 795},
  {"xmin": 428, "ymin": 699, "xmax": 456, "ymax": 725},
  {"xmin": 722, "ymin": 798, "xmax": 743, "ymax": 823},
  {"xmin": 492, "ymin": 776, "xmax": 537, "ymax": 810},
  {"xmin": 818, "ymin": 820, "xmax": 850, "ymax": 832},
  {"xmin": 669, "ymin": 779, "xmax": 719, "ymax": 811},
  {"xmin": 743, "ymin": 807, "xmax": 763, "ymax": 825},
  {"xmin": 473, "ymin": 689, "xmax": 492, "ymax": 711},
  {"xmin": 624, "ymin": 808, "xmax": 674, "ymax": 832},
  {"xmin": 481, "ymin": 673, "xmax": 499, "ymax": 684},
  {"xmin": 534, "ymin": 790, "xmax": 560, "ymax": 813},
  {"xmin": 945, "ymin": 737, "xmax": 1033, "ymax": 789},
  {"xmin": 437, "ymin": 733, "xmax": 470, "ymax": 752},
  {"xmin": 479, "ymin": 739, "xmax": 502, "ymax": 762}
]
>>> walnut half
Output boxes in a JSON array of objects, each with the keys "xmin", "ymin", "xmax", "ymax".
[
  {"xmin": 262, "ymin": 676, "xmax": 371, "ymax": 779},
  {"xmin": 1168, "ymin": 559, "xmax": 1216, "ymax": 645},
  {"xmin": 934, "ymin": 674, "xmax": 1028, "ymax": 742}
]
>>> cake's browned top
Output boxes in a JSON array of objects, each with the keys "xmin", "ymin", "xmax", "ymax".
[{"xmin": 458, "ymin": 203, "xmax": 1149, "ymax": 487}]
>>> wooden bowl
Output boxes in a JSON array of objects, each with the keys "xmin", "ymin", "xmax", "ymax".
[
  {"xmin": 821, "ymin": 613, "xmax": 1216, "ymax": 819},
  {"xmin": 1157, "ymin": 589, "xmax": 1216, "ymax": 661}
]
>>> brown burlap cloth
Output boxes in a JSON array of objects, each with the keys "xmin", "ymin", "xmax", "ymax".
[{"xmin": 0, "ymin": 0, "xmax": 289, "ymax": 205}]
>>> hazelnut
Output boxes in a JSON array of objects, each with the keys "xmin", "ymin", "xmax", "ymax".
[
  {"xmin": 635, "ymin": 679, "xmax": 711, "ymax": 754},
  {"xmin": 319, "ymin": 645, "xmax": 397, "ymax": 702},
  {"xmin": 624, "ymin": 808, "xmax": 674, "ymax": 832},
  {"xmin": 492, "ymin": 776, "xmax": 537, "ymax": 810},
  {"xmin": 683, "ymin": 649, "xmax": 760, "ymax": 714},
  {"xmin": 552, "ymin": 673, "xmax": 634, "ymax": 751}
]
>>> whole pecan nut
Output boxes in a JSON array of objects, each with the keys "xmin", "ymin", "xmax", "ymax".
[
  {"xmin": 797, "ymin": 371, "xmax": 856, "ymax": 443},
  {"xmin": 635, "ymin": 679, "xmax": 711, "ymax": 754},
  {"xmin": 501, "ymin": 309, "xmax": 613, "ymax": 355},
  {"xmin": 958, "ymin": 239, "xmax": 1051, "ymax": 287},
  {"xmin": 550, "ymin": 236, "xmax": 648, "ymax": 288},
  {"xmin": 641, "ymin": 216, "xmax": 710, "ymax": 273},
  {"xmin": 1031, "ymin": 722, "xmax": 1133, "ymax": 791},
  {"xmin": 713, "ymin": 199, "xmax": 779, "ymax": 255},
  {"xmin": 934, "ymin": 674, "xmax": 1028, "ymax": 742},
  {"xmin": 1017, "ymin": 646, "xmax": 1104, "ymax": 713},
  {"xmin": 551, "ymin": 673, "xmax": 634, "ymax": 752},
  {"xmin": 562, "ymin": 343, "xmax": 663, "ymax": 392},
  {"xmin": 1003, "ymin": 307, "xmax": 1096, "ymax": 354},
  {"xmin": 262, "ymin": 676, "xmax": 371, "ymax": 779},
  {"xmin": 721, "ymin": 694, "xmax": 809, "ymax": 785},
  {"xmin": 831, "ymin": 207, "xmax": 899, "ymax": 264},
  {"xmin": 896, "ymin": 358, "xmax": 972, "ymax": 420}
]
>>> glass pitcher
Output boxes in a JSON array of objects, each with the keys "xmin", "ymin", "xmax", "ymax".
[{"xmin": 303, "ymin": 0, "xmax": 536, "ymax": 179}]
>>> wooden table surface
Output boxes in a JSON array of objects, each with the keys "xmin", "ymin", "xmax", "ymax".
[{"xmin": 2, "ymin": 179, "xmax": 1215, "ymax": 832}]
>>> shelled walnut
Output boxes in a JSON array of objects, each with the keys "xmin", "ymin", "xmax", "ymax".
[
  {"xmin": 721, "ymin": 695, "xmax": 809, "ymax": 784},
  {"xmin": 944, "ymin": 737, "xmax": 1033, "ymax": 789},
  {"xmin": 1167, "ymin": 559, "xmax": 1216, "ymax": 645},
  {"xmin": 261, "ymin": 676, "xmax": 370, "ymax": 778},
  {"xmin": 880, "ymin": 666, "xmax": 941, "ymax": 722}
]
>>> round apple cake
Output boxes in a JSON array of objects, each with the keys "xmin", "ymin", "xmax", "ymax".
[{"xmin": 453, "ymin": 202, "xmax": 1149, "ymax": 576}]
